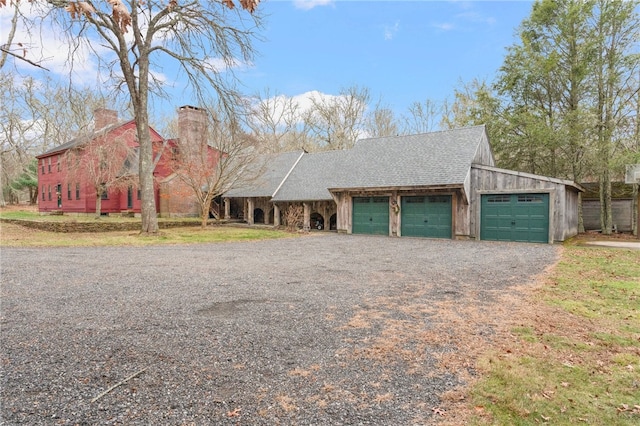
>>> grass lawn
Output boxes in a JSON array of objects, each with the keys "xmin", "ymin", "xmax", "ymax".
[
  {"xmin": 460, "ymin": 243, "xmax": 640, "ymax": 425},
  {"xmin": 0, "ymin": 206, "xmax": 294, "ymax": 247}
]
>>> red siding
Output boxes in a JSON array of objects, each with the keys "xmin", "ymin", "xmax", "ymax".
[{"xmin": 36, "ymin": 122, "xmax": 171, "ymax": 214}]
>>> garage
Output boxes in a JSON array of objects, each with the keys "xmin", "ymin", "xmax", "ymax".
[
  {"xmin": 401, "ymin": 195, "xmax": 452, "ymax": 238},
  {"xmin": 480, "ymin": 193, "xmax": 550, "ymax": 243},
  {"xmin": 352, "ymin": 196, "xmax": 389, "ymax": 235}
]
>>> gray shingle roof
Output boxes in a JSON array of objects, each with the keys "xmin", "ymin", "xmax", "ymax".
[
  {"xmin": 270, "ymin": 125, "xmax": 488, "ymax": 202},
  {"xmin": 224, "ymin": 150, "xmax": 304, "ymax": 198},
  {"xmin": 271, "ymin": 149, "xmax": 351, "ymax": 202},
  {"xmin": 340, "ymin": 125, "xmax": 487, "ymax": 189}
]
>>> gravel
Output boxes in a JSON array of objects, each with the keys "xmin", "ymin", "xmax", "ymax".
[{"xmin": 0, "ymin": 234, "xmax": 558, "ymax": 425}]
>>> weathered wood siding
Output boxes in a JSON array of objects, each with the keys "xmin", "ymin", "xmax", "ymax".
[
  {"xmin": 471, "ymin": 165, "xmax": 580, "ymax": 242},
  {"xmin": 332, "ymin": 192, "xmax": 352, "ymax": 233},
  {"xmin": 332, "ymin": 189, "xmax": 469, "ymax": 238},
  {"xmin": 583, "ymin": 199, "xmax": 634, "ymax": 232},
  {"xmin": 472, "ymin": 132, "xmax": 495, "ymax": 167}
]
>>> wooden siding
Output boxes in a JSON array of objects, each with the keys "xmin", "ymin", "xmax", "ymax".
[
  {"xmin": 332, "ymin": 189, "xmax": 469, "ymax": 238},
  {"xmin": 471, "ymin": 166, "xmax": 580, "ymax": 242},
  {"xmin": 583, "ymin": 199, "xmax": 634, "ymax": 232},
  {"xmin": 472, "ymin": 132, "xmax": 495, "ymax": 167}
]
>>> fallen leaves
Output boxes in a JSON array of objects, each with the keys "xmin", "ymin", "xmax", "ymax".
[
  {"xmin": 431, "ymin": 407, "xmax": 446, "ymax": 416},
  {"xmin": 227, "ymin": 407, "xmax": 241, "ymax": 417}
]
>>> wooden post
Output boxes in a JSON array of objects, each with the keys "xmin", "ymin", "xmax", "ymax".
[
  {"xmin": 303, "ymin": 202, "xmax": 310, "ymax": 231},
  {"xmin": 247, "ymin": 198, "xmax": 255, "ymax": 225},
  {"xmin": 274, "ymin": 204, "xmax": 280, "ymax": 227},
  {"xmin": 224, "ymin": 198, "xmax": 230, "ymax": 219}
]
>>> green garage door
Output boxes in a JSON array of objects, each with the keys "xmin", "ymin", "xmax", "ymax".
[
  {"xmin": 352, "ymin": 196, "xmax": 389, "ymax": 235},
  {"xmin": 401, "ymin": 195, "xmax": 452, "ymax": 238},
  {"xmin": 481, "ymin": 193, "xmax": 550, "ymax": 243}
]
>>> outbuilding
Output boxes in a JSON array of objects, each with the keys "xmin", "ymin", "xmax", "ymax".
[{"xmin": 225, "ymin": 126, "xmax": 583, "ymax": 243}]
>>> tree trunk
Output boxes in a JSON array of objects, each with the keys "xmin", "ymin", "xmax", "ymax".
[
  {"xmin": 134, "ymin": 47, "xmax": 159, "ymax": 234},
  {"xmin": 632, "ymin": 183, "xmax": 638, "ymax": 237},
  {"xmin": 577, "ymin": 192, "xmax": 585, "ymax": 234},
  {"xmin": 95, "ymin": 191, "xmax": 102, "ymax": 219}
]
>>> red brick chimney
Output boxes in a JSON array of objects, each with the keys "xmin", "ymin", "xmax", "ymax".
[
  {"xmin": 93, "ymin": 108, "xmax": 118, "ymax": 130},
  {"xmin": 177, "ymin": 105, "xmax": 207, "ymax": 157}
]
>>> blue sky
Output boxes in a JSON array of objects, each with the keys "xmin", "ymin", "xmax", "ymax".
[
  {"xmin": 239, "ymin": 0, "xmax": 534, "ymax": 114},
  {"xmin": 1, "ymin": 1, "xmax": 535, "ymax": 122}
]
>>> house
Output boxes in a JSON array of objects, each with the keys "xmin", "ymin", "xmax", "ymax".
[
  {"xmin": 224, "ymin": 125, "xmax": 583, "ymax": 244},
  {"xmin": 36, "ymin": 105, "xmax": 212, "ymax": 217}
]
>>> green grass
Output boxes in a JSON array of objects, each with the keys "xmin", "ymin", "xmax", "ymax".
[
  {"xmin": 469, "ymin": 246, "xmax": 640, "ymax": 425},
  {"xmin": 0, "ymin": 221, "xmax": 295, "ymax": 247}
]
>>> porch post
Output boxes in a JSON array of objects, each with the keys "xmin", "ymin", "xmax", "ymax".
[
  {"xmin": 247, "ymin": 198, "xmax": 255, "ymax": 225},
  {"xmin": 224, "ymin": 198, "xmax": 230, "ymax": 219},
  {"xmin": 303, "ymin": 202, "xmax": 311, "ymax": 231},
  {"xmin": 273, "ymin": 204, "xmax": 280, "ymax": 227}
]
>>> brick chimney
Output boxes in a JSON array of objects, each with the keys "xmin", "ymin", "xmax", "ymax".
[
  {"xmin": 94, "ymin": 108, "xmax": 118, "ymax": 130},
  {"xmin": 177, "ymin": 105, "xmax": 207, "ymax": 157}
]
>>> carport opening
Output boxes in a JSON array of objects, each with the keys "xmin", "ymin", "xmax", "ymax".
[
  {"xmin": 311, "ymin": 212, "xmax": 324, "ymax": 230},
  {"xmin": 329, "ymin": 213, "xmax": 337, "ymax": 231},
  {"xmin": 254, "ymin": 208, "xmax": 264, "ymax": 224}
]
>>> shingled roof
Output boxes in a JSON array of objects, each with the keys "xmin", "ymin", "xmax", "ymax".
[
  {"xmin": 225, "ymin": 150, "xmax": 304, "ymax": 198},
  {"xmin": 228, "ymin": 125, "xmax": 491, "ymax": 202}
]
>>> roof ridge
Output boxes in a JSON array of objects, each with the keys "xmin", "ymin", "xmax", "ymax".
[{"xmin": 357, "ymin": 124, "xmax": 486, "ymax": 144}]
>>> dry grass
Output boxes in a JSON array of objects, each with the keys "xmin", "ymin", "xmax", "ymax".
[{"xmin": 336, "ymin": 239, "xmax": 639, "ymax": 425}]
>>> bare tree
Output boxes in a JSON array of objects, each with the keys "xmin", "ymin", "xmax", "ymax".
[
  {"xmin": 170, "ymin": 107, "xmax": 264, "ymax": 228},
  {"xmin": 303, "ymin": 86, "xmax": 371, "ymax": 150},
  {"xmin": 365, "ymin": 102, "xmax": 399, "ymax": 138},
  {"xmin": 248, "ymin": 88, "xmax": 306, "ymax": 153},
  {"xmin": 402, "ymin": 98, "xmax": 445, "ymax": 134},
  {"xmin": 0, "ymin": 71, "xmax": 114, "ymax": 205},
  {"xmin": 64, "ymin": 127, "xmax": 136, "ymax": 217},
  {"xmin": 2, "ymin": 0, "xmax": 262, "ymax": 234}
]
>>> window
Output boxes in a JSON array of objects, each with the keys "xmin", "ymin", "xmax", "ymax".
[
  {"xmin": 487, "ymin": 194, "xmax": 510, "ymax": 203},
  {"xmin": 41, "ymin": 159, "xmax": 45, "ymax": 174},
  {"xmin": 75, "ymin": 183, "xmax": 80, "ymax": 200},
  {"xmin": 100, "ymin": 184, "xmax": 108, "ymax": 200},
  {"xmin": 428, "ymin": 196, "xmax": 449, "ymax": 203},
  {"xmin": 406, "ymin": 197, "xmax": 425, "ymax": 203},
  {"xmin": 56, "ymin": 155, "xmax": 61, "ymax": 172},
  {"xmin": 48, "ymin": 157, "xmax": 51, "ymax": 173},
  {"xmin": 137, "ymin": 188, "xmax": 141, "ymax": 200},
  {"xmin": 127, "ymin": 186, "xmax": 133, "ymax": 209},
  {"xmin": 67, "ymin": 183, "xmax": 72, "ymax": 200},
  {"xmin": 48, "ymin": 185, "xmax": 51, "ymax": 201},
  {"xmin": 42, "ymin": 185, "xmax": 45, "ymax": 201},
  {"xmin": 518, "ymin": 194, "xmax": 545, "ymax": 203}
]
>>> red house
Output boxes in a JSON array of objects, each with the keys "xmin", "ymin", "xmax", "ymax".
[{"xmin": 36, "ymin": 106, "xmax": 209, "ymax": 216}]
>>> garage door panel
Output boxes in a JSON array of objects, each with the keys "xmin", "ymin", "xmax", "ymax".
[
  {"xmin": 481, "ymin": 193, "xmax": 549, "ymax": 243},
  {"xmin": 353, "ymin": 196, "xmax": 389, "ymax": 235},
  {"xmin": 401, "ymin": 195, "xmax": 452, "ymax": 238}
]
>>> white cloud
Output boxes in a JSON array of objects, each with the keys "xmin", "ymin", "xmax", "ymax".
[
  {"xmin": 251, "ymin": 90, "xmax": 347, "ymax": 128},
  {"xmin": 0, "ymin": 2, "xmax": 112, "ymax": 86},
  {"xmin": 205, "ymin": 57, "xmax": 253, "ymax": 73},
  {"xmin": 432, "ymin": 22, "xmax": 455, "ymax": 31},
  {"xmin": 455, "ymin": 11, "xmax": 496, "ymax": 26},
  {"xmin": 383, "ymin": 21, "xmax": 400, "ymax": 41},
  {"xmin": 293, "ymin": 0, "xmax": 334, "ymax": 11}
]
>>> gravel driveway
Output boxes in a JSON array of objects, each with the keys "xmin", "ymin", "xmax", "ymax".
[{"xmin": 1, "ymin": 234, "xmax": 558, "ymax": 425}]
